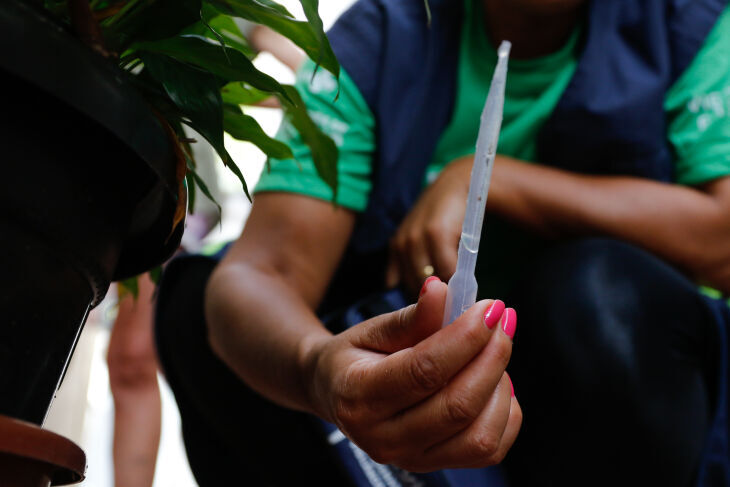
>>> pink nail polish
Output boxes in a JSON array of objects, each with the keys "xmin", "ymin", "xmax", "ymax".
[
  {"xmin": 419, "ymin": 276, "xmax": 440, "ymax": 297},
  {"xmin": 483, "ymin": 300, "xmax": 505, "ymax": 329},
  {"xmin": 508, "ymin": 375, "xmax": 515, "ymax": 397},
  {"xmin": 502, "ymin": 308, "xmax": 517, "ymax": 339}
]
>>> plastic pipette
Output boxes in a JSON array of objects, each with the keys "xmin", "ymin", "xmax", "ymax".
[{"xmin": 442, "ymin": 41, "xmax": 511, "ymax": 327}]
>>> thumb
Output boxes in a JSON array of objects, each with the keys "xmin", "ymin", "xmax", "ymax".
[{"xmin": 353, "ymin": 277, "xmax": 447, "ymax": 354}]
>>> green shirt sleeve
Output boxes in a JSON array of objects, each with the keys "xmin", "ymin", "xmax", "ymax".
[
  {"xmin": 254, "ymin": 59, "xmax": 376, "ymax": 211},
  {"xmin": 666, "ymin": 6, "xmax": 730, "ymax": 186}
]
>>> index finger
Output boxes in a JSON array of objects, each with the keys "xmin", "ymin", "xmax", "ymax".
[{"xmin": 363, "ymin": 299, "xmax": 505, "ymax": 415}]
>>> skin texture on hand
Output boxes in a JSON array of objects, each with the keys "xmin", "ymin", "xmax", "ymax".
[
  {"xmin": 206, "ymin": 193, "xmax": 521, "ymax": 473},
  {"xmin": 305, "ymin": 279, "xmax": 521, "ymax": 471},
  {"xmin": 387, "ymin": 154, "xmax": 730, "ymax": 294},
  {"xmin": 386, "ymin": 157, "xmax": 473, "ymax": 296}
]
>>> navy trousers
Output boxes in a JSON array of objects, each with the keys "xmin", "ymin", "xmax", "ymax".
[{"xmin": 155, "ymin": 238, "xmax": 725, "ymax": 486}]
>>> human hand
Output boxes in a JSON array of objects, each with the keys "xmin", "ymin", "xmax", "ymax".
[
  {"xmin": 386, "ymin": 157, "xmax": 474, "ymax": 297},
  {"xmin": 304, "ymin": 277, "xmax": 521, "ymax": 472}
]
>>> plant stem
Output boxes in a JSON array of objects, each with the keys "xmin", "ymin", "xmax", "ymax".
[
  {"xmin": 104, "ymin": 0, "xmax": 144, "ymax": 27},
  {"xmin": 67, "ymin": 0, "xmax": 110, "ymax": 56}
]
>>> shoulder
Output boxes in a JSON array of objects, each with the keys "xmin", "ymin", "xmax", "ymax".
[{"xmin": 327, "ymin": 0, "xmax": 454, "ymax": 110}]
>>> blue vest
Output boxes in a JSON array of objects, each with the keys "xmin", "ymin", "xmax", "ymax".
[{"xmin": 327, "ymin": 0, "xmax": 727, "ymax": 256}]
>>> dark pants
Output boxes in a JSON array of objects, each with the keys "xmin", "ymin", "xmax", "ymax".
[
  {"xmin": 156, "ymin": 239, "xmax": 719, "ymax": 486},
  {"xmin": 154, "ymin": 256, "xmax": 354, "ymax": 487}
]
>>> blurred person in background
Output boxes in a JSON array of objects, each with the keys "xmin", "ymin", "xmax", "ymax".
[{"xmin": 105, "ymin": 25, "xmax": 304, "ymax": 487}]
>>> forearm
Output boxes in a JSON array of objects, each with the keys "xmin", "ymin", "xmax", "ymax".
[
  {"xmin": 206, "ymin": 261, "xmax": 331, "ymax": 415},
  {"xmin": 488, "ymin": 156, "xmax": 730, "ymax": 288}
]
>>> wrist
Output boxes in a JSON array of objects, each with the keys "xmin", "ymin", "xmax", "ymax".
[
  {"xmin": 297, "ymin": 330, "xmax": 333, "ymax": 419},
  {"xmin": 438, "ymin": 156, "xmax": 474, "ymax": 193}
]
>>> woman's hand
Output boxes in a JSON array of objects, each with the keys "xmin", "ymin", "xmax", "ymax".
[
  {"xmin": 386, "ymin": 157, "xmax": 474, "ymax": 297},
  {"xmin": 305, "ymin": 278, "xmax": 521, "ymax": 472}
]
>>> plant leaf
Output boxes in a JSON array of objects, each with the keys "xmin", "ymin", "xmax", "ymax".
[
  {"xmin": 186, "ymin": 165, "xmax": 223, "ymax": 214},
  {"xmin": 223, "ymin": 104, "xmax": 293, "ymax": 159},
  {"xmin": 140, "ymin": 52, "xmax": 250, "ymax": 200},
  {"xmin": 255, "ymin": 0, "xmax": 293, "ymax": 17},
  {"xmin": 103, "ymin": 0, "xmax": 202, "ymax": 52},
  {"xmin": 180, "ymin": 4, "xmax": 256, "ymax": 58},
  {"xmin": 296, "ymin": 0, "xmax": 328, "ymax": 75},
  {"xmin": 185, "ymin": 171, "xmax": 198, "ymax": 214},
  {"xmin": 134, "ymin": 35, "xmax": 292, "ymax": 102},
  {"xmin": 141, "ymin": 52, "xmax": 226, "ymax": 150},
  {"xmin": 208, "ymin": 0, "xmax": 339, "ymax": 78},
  {"xmin": 279, "ymin": 85, "xmax": 338, "ymax": 197},
  {"xmin": 119, "ymin": 276, "xmax": 139, "ymax": 299},
  {"xmin": 221, "ymin": 82, "xmax": 271, "ymax": 105},
  {"xmin": 149, "ymin": 267, "xmax": 164, "ymax": 286}
]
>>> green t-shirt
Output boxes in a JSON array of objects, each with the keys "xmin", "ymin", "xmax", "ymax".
[{"xmin": 257, "ymin": 1, "xmax": 730, "ymax": 210}]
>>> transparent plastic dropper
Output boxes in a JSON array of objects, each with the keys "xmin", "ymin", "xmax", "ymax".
[{"xmin": 442, "ymin": 41, "xmax": 511, "ymax": 327}]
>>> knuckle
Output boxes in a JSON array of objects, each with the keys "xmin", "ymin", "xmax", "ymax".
[
  {"xmin": 462, "ymin": 321, "xmax": 486, "ymax": 344},
  {"xmin": 406, "ymin": 230, "xmax": 421, "ymax": 247},
  {"xmin": 491, "ymin": 339, "xmax": 512, "ymax": 368},
  {"xmin": 332, "ymin": 372, "xmax": 367, "ymax": 427},
  {"xmin": 367, "ymin": 445, "xmax": 399, "ymax": 465},
  {"xmin": 332, "ymin": 396, "xmax": 359, "ymax": 427},
  {"xmin": 409, "ymin": 352, "xmax": 445, "ymax": 393},
  {"xmin": 424, "ymin": 223, "xmax": 443, "ymax": 242},
  {"xmin": 442, "ymin": 393, "xmax": 479, "ymax": 426},
  {"xmin": 468, "ymin": 432, "xmax": 500, "ymax": 460}
]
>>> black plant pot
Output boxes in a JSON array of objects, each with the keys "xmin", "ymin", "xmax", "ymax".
[{"xmin": 0, "ymin": 0, "xmax": 184, "ymax": 424}]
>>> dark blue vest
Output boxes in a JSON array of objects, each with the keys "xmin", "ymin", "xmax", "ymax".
[{"xmin": 327, "ymin": 0, "xmax": 727, "ymax": 256}]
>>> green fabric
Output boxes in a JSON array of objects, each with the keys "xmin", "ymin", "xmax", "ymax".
[
  {"xmin": 665, "ymin": 6, "xmax": 730, "ymax": 185},
  {"xmin": 427, "ymin": 0, "xmax": 579, "ymax": 183},
  {"xmin": 256, "ymin": 1, "xmax": 730, "ymax": 210},
  {"xmin": 255, "ymin": 60, "xmax": 375, "ymax": 210}
]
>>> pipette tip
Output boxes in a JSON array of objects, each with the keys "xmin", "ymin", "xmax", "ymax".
[{"xmin": 497, "ymin": 41, "xmax": 512, "ymax": 58}]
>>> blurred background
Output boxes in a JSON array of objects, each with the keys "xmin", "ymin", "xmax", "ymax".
[{"xmin": 43, "ymin": 1, "xmax": 355, "ymax": 485}]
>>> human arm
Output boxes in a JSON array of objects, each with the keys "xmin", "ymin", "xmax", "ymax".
[
  {"xmin": 205, "ymin": 192, "xmax": 521, "ymax": 470},
  {"xmin": 389, "ymin": 155, "xmax": 730, "ymax": 294}
]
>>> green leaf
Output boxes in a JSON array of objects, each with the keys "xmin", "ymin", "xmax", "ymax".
[
  {"xmin": 149, "ymin": 267, "xmax": 164, "ymax": 286},
  {"xmin": 223, "ymin": 104, "xmax": 293, "ymax": 159},
  {"xmin": 279, "ymin": 85, "xmax": 338, "ymax": 197},
  {"xmin": 103, "ymin": 0, "xmax": 202, "ymax": 52},
  {"xmin": 187, "ymin": 165, "xmax": 223, "ymax": 214},
  {"xmin": 256, "ymin": 0, "xmax": 294, "ymax": 17},
  {"xmin": 119, "ymin": 277, "xmax": 139, "ymax": 299},
  {"xmin": 185, "ymin": 171, "xmax": 197, "ymax": 214},
  {"xmin": 296, "ymin": 0, "xmax": 330, "ymax": 76},
  {"xmin": 208, "ymin": 0, "xmax": 339, "ymax": 78},
  {"xmin": 141, "ymin": 52, "xmax": 251, "ymax": 201},
  {"xmin": 140, "ymin": 52, "xmax": 225, "ymax": 150},
  {"xmin": 221, "ymin": 82, "xmax": 271, "ymax": 105},
  {"xmin": 134, "ymin": 35, "xmax": 292, "ymax": 102},
  {"xmin": 180, "ymin": 5, "xmax": 256, "ymax": 58}
]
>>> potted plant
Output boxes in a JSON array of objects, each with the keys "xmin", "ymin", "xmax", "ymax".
[{"xmin": 0, "ymin": 0, "xmax": 338, "ymax": 483}]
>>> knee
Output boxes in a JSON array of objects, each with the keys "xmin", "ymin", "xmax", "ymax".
[
  {"xmin": 509, "ymin": 238, "xmax": 699, "ymax": 375},
  {"xmin": 513, "ymin": 239, "xmax": 643, "ymax": 335},
  {"xmin": 107, "ymin": 332, "xmax": 159, "ymax": 394}
]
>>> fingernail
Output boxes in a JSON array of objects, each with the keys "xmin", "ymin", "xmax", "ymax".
[
  {"xmin": 508, "ymin": 375, "xmax": 515, "ymax": 397},
  {"xmin": 502, "ymin": 308, "xmax": 517, "ymax": 339},
  {"xmin": 419, "ymin": 276, "xmax": 440, "ymax": 297},
  {"xmin": 483, "ymin": 300, "xmax": 505, "ymax": 329}
]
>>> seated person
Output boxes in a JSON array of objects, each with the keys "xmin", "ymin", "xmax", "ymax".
[{"xmin": 155, "ymin": 0, "xmax": 730, "ymax": 485}]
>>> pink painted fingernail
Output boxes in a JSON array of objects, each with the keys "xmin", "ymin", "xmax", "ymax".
[
  {"xmin": 508, "ymin": 374, "xmax": 515, "ymax": 397},
  {"xmin": 419, "ymin": 276, "xmax": 440, "ymax": 297},
  {"xmin": 483, "ymin": 300, "xmax": 505, "ymax": 329},
  {"xmin": 502, "ymin": 308, "xmax": 517, "ymax": 339}
]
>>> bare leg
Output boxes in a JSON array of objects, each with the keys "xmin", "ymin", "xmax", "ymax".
[{"xmin": 107, "ymin": 275, "xmax": 161, "ymax": 487}]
